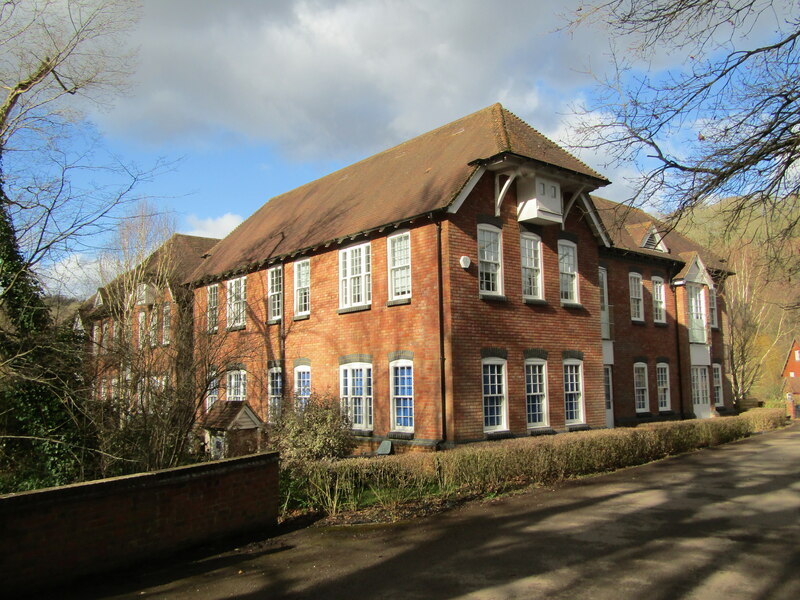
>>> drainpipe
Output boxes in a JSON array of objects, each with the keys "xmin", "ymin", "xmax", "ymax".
[
  {"xmin": 279, "ymin": 262, "xmax": 286, "ymax": 407},
  {"xmin": 436, "ymin": 219, "xmax": 447, "ymax": 443},
  {"xmin": 672, "ymin": 272, "xmax": 685, "ymax": 420}
]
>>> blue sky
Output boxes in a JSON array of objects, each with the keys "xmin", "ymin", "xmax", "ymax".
[
  {"xmin": 38, "ymin": 0, "xmax": 794, "ymax": 295},
  {"xmin": 85, "ymin": 0, "xmax": 629, "ymax": 240}
]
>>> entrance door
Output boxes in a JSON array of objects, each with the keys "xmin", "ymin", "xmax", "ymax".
[
  {"xmin": 604, "ymin": 365, "xmax": 615, "ymax": 428},
  {"xmin": 691, "ymin": 366, "xmax": 711, "ymax": 419}
]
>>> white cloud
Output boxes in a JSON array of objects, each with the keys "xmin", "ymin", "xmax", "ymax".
[
  {"xmin": 183, "ymin": 213, "xmax": 244, "ymax": 239},
  {"xmin": 38, "ymin": 253, "xmax": 103, "ymax": 300},
  {"xmin": 96, "ymin": 0, "xmax": 611, "ymax": 160}
]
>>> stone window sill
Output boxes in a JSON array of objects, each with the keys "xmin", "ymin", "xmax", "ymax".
[
  {"xmin": 338, "ymin": 305, "xmax": 371, "ymax": 315},
  {"xmin": 387, "ymin": 298, "xmax": 411, "ymax": 307}
]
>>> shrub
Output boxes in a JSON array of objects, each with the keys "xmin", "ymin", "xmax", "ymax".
[
  {"xmin": 269, "ymin": 394, "xmax": 356, "ymax": 466},
  {"xmin": 279, "ymin": 413, "xmax": 788, "ymax": 517},
  {"xmin": 738, "ymin": 407, "xmax": 786, "ymax": 431}
]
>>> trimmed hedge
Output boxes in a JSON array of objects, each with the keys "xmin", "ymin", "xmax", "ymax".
[{"xmin": 280, "ymin": 409, "xmax": 787, "ymax": 515}]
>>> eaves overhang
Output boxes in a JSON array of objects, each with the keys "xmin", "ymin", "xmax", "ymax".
[
  {"xmin": 468, "ymin": 151, "xmax": 611, "ymax": 189},
  {"xmin": 187, "ymin": 209, "xmax": 450, "ymax": 289}
]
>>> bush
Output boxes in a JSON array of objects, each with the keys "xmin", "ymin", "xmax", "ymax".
[
  {"xmin": 279, "ymin": 412, "xmax": 788, "ymax": 516},
  {"xmin": 738, "ymin": 407, "xmax": 787, "ymax": 431},
  {"xmin": 269, "ymin": 394, "xmax": 356, "ymax": 466}
]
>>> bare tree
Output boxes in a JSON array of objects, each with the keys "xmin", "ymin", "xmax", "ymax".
[
  {"xmin": 569, "ymin": 0, "xmax": 800, "ymax": 290},
  {"xmin": 83, "ymin": 204, "xmax": 254, "ymax": 475},
  {"xmin": 0, "ymin": 1, "xmax": 143, "ymax": 491},
  {"xmin": 723, "ymin": 248, "xmax": 791, "ymax": 405}
]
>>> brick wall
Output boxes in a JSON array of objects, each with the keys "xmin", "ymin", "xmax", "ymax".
[
  {"xmin": 445, "ymin": 174, "xmax": 605, "ymax": 441},
  {"xmin": 0, "ymin": 452, "xmax": 279, "ymax": 594},
  {"xmin": 603, "ymin": 254, "xmax": 682, "ymax": 421},
  {"xmin": 602, "ymin": 253, "xmax": 733, "ymax": 423},
  {"xmin": 192, "ymin": 220, "xmax": 445, "ymax": 443}
]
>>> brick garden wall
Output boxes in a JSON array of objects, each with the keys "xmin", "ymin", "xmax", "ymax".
[{"xmin": 0, "ymin": 452, "xmax": 279, "ymax": 594}]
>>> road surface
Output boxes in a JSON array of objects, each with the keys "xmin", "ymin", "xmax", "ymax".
[{"xmin": 69, "ymin": 423, "xmax": 800, "ymax": 599}]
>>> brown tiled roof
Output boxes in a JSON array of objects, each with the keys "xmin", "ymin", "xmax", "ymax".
[
  {"xmin": 591, "ymin": 196, "xmax": 731, "ymax": 273},
  {"xmin": 201, "ymin": 400, "xmax": 262, "ymax": 430},
  {"xmin": 189, "ymin": 104, "xmax": 610, "ymax": 283},
  {"xmin": 80, "ymin": 233, "xmax": 219, "ymax": 320}
]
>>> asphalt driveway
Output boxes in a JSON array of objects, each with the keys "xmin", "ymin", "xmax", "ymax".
[{"xmin": 71, "ymin": 423, "xmax": 800, "ymax": 599}]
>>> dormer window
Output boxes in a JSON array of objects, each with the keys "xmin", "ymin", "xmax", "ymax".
[
  {"xmin": 516, "ymin": 175, "xmax": 563, "ymax": 226},
  {"xmin": 642, "ymin": 227, "xmax": 668, "ymax": 252},
  {"xmin": 538, "ymin": 179, "xmax": 560, "ymax": 203},
  {"xmin": 135, "ymin": 283, "xmax": 155, "ymax": 306}
]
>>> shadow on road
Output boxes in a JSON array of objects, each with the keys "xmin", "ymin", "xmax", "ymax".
[{"xmin": 70, "ymin": 425, "xmax": 800, "ymax": 600}]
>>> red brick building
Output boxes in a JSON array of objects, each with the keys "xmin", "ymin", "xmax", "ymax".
[
  {"xmin": 79, "ymin": 233, "xmax": 219, "ymax": 415},
  {"xmin": 183, "ymin": 104, "xmax": 734, "ymax": 450},
  {"xmin": 782, "ymin": 339, "xmax": 800, "ymax": 400}
]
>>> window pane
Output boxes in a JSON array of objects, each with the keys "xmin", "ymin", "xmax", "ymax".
[
  {"xmin": 482, "ymin": 362, "xmax": 505, "ymax": 429},
  {"xmin": 525, "ymin": 362, "xmax": 546, "ymax": 425}
]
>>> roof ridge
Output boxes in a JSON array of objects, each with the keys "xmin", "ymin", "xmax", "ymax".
[
  {"xmin": 501, "ymin": 107, "xmax": 607, "ymax": 181},
  {"xmin": 493, "ymin": 102, "xmax": 511, "ymax": 151}
]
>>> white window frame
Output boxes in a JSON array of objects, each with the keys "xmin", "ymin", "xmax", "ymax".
[
  {"xmin": 652, "ymin": 277, "xmax": 666, "ymax": 323},
  {"xmin": 795, "ymin": 349, "xmax": 800, "ymax": 362},
  {"xmin": 162, "ymin": 302, "xmax": 171, "ymax": 345},
  {"xmin": 599, "ymin": 267, "xmax": 611, "ymax": 339},
  {"xmin": 226, "ymin": 369, "xmax": 247, "ymax": 402},
  {"xmin": 520, "ymin": 232, "xmax": 543, "ymax": 300},
  {"xmin": 267, "ymin": 266, "xmax": 283, "ymax": 322},
  {"xmin": 558, "ymin": 240, "xmax": 579, "ymax": 304},
  {"xmin": 656, "ymin": 362, "xmax": 670, "ymax": 411},
  {"xmin": 709, "ymin": 287, "xmax": 719, "ymax": 329},
  {"xmin": 629, "ymin": 273, "xmax": 644, "ymax": 322},
  {"xmin": 100, "ymin": 322, "xmax": 108, "ymax": 353},
  {"xmin": 340, "ymin": 362, "xmax": 373, "ymax": 430},
  {"xmin": 525, "ymin": 358, "xmax": 548, "ymax": 428},
  {"xmin": 634, "ymin": 362, "xmax": 649, "ymax": 413},
  {"xmin": 294, "ymin": 365, "xmax": 311, "ymax": 409},
  {"xmin": 388, "ymin": 231, "xmax": 412, "ymax": 301},
  {"xmin": 137, "ymin": 311, "xmax": 146, "ymax": 349},
  {"xmin": 482, "ymin": 358, "xmax": 508, "ymax": 432},
  {"xmin": 268, "ymin": 366, "xmax": 283, "ymax": 423},
  {"xmin": 390, "ymin": 359, "xmax": 414, "ymax": 433},
  {"xmin": 603, "ymin": 365, "xmax": 613, "ymax": 413},
  {"xmin": 227, "ymin": 276, "xmax": 247, "ymax": 329},
  {"xmin": 294, "ymin": 259, "xmax": 310, "ymax": 316},
  {"xmin": 563, "ymin": 359, "xmax": 585, "ymax": 425},
  {"xmin": 691, "ymin": 366, "xmax": 710, "ymax": 409},
  {"xmin": 712, "ymin": 363, "xmax": 724, "ymax": 407},
  {"xmin": 207, "ymin": 284, "xmax": 219, "ymax": 333},
  {"xmin": 339, "ymin": 242, "xmax": 372, "ymax": 309},
  {"xmin": 688, "ymin": 283, "xmax": 707, "ymax": 343},
  {"xmin": 148, "ymin": 309, "xmax": 157, "ymax": 347},
  {"xmin": 206, "ymin": 372, "xmax": 219, "ymax": 412},
  {"xmin": 477, "ymin": 224, "xmax": 503, "ymax": 296}
]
